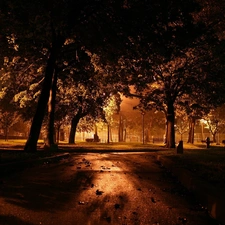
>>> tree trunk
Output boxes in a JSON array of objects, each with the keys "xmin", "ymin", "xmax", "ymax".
[
  {"xmin": 56, "ymin": 126, "xmax": 60, "ymax": 144},
  {"xmin": 110, "ymin": 126, "xmax": 113, "ymax": 142},
  {"xmin": 145, "ymin": 128, "xmax": 150, "ymax": 143},
  {"xmin": 164, "ymin": 119, "xmax": 168, "ymax": 144},
  {"xmin": 69, "ymin": 113, "xmax": 81, "ymax": 144},
  {"xmin": 4, "ymin": 127, "xmax": 8, "ymax": 141},
  {"xmin": 24, "ymin": 36, "xmax": 64, "ymax": 152},
  {"xmin": 212, "ymin": 133, "xmax": 216, "ymax": 143},
  {"xmin": 123, "ymin": 128, "xmax": 126, "ymax": 142},
  {"xmin": 118, "ymin": 114, "xmax": 124, "ymax": 142},
  {"xmin": 45, "ymin": 69, "xmax": 58, "ymax": 149},
  {"xmin": 187, "ymin": 117, "xmax": 195, "ymax": 144},
  {"xmin": 165, "ymin": 101, "xmax": 176, "ymax": 148},
  {"xmin": 107, "ymin": 124, "xmax": 110, "ymax": 143}
]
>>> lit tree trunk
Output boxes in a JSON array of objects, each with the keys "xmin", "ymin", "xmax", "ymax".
[
  {"xmin": 164, "ymin": 120, "xmax": 168, "ymax": 144},
  {"xmin": 165, "ymin": 101, "xmax": 176, "ymax": 148},
  {"xmin": 123, "ymin": 128, "xmax": 126, "ymax": 142},
  {"xmin": 118, "ymin": 114, "xmax": 124, "ymax": 142},
  {"xmin": 145, "ymin": 120, "xmax": 152, "ymax": 143},
  {"xmin": 110, "ymin": 126, "xmax": 113, "ymax": 142},
  {"xmin": 24, "ymin": 36, "xmax": 64, "ymax": 152},
  {"xmin": 107, "ymin": 124, "xmax": 110, "ymax": 143},
  {"xmin": 45, "ymin": 69, "xmax": 58, "ymax": 149},
  {"xmin": 145, "ymin": 128, "xmax": 149, "ymax": 142},
  {"xmin": 187, "ymin": 117, "xmax": 195, "ymax": 143},
  {"xmin": 69, "ymin": 112, "xmax": 82, "ymax": 144},
  {"xmin": 118, "ymin": 114, "xmax": 121, "ymax": 142}
]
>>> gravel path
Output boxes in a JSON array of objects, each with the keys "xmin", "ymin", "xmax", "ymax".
[{"xmin": 0, "ymin": 152, "xmax": 218, "ymax": 225}]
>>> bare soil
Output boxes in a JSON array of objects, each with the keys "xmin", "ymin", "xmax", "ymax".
[{"xmin": 0, "ymin": 152, "xmax": 218, "ymax": 225}]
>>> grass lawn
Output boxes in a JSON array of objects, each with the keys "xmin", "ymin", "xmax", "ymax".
[
  {"xmin": 0, "ymin": 139, "xmax": 55, "ymax": 164},
  {"xmin": 0, "ymin": 140, "xmax": 224, "ymax": 189},
  {"xmin": 157, "ymin": 143, "xmax": 225, "ymax": 189}
]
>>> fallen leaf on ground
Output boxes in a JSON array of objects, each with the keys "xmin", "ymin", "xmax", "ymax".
[
  {"xmin": 96, "ymin": 189, "xmax": 104, "ymax": 195},
  {"xmin": 151, "ymin": 197, "xmax": 156, "ymax": 203},
  {"xmin": 114, "ymin": 203, "xmax": 120, "ymax": 209},
  {"xmin": 104, "ymin": 216, "xmax": 111, "ymax": 223}
]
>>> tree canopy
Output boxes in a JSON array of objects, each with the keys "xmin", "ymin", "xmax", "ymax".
[{"xmin": 117, "ymin": 0, "xmax": 225, "ymax": 147}]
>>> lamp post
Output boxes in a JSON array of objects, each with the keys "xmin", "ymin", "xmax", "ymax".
[{"xmin": 141, "ymin": 111, "xmax": 145, "ymax": 144}]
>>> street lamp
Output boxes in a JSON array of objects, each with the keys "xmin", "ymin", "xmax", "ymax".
[{"xmin": 141, "ymin": 111, "xmax": 145, "ymax": 144}]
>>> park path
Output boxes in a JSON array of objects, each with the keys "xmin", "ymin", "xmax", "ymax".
[{"xmin": 0, "ymin": 152, "xmax": 218, "ymax": 225}]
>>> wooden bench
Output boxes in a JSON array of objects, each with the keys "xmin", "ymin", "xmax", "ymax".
[{"xmin": 85, "ymin": 138, "xmax": 100, "ymax": 142}]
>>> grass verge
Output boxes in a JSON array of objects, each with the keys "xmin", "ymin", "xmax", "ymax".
[{"xmin": 157, "ymin": 143, "xmax": 225, "ymax": 189}]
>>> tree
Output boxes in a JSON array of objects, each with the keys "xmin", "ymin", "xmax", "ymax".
[
  {"xmin": 55, "ymin": 69, "xmax": 117, "ymax": 144},
  {"xmin": 176, "ymin": 99, "xmax": 210, "ymax": 144},
  {"xmin": 1, "ymin": 0, "xmax": 135, "ymax": 151},
  {"xmin": 1, "ymin": 1, "xmax": 65, "ymax": 151},
  {"xmin": 175, "ymin": 110, "xmax": 189, "ymax": 141},
  {"xmin": 103, "ymin": 94, "xmax": 121, "ymax": 143},
  {"xmin": 203, "ymin": 106, "xmax": 225, "ymax": 143},
  {"xmin": 118, "ymin": 0, "xmax": 225, "ymax": 148},
  {"xmin": 0, "ymin": 111, "xmax": 19, "ymax": 141}
]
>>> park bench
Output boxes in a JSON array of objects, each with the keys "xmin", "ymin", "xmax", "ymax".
[{"xmin": 85, "ymin": 138, "xmax": 100, "ymax": 142}]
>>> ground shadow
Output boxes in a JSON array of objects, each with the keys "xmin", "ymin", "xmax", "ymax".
[
  {"xmin": 0, "ymin": 159, "xmax": 98, "ymax": 213},
  {"xmin": 0, "ymin": 215, "xmax": 34, "ymax": 225}
]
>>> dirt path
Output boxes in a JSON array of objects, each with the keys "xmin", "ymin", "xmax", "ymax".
[{"xmin": 0, "ymin": 153, "xmax": 218, "ymax": 225}]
